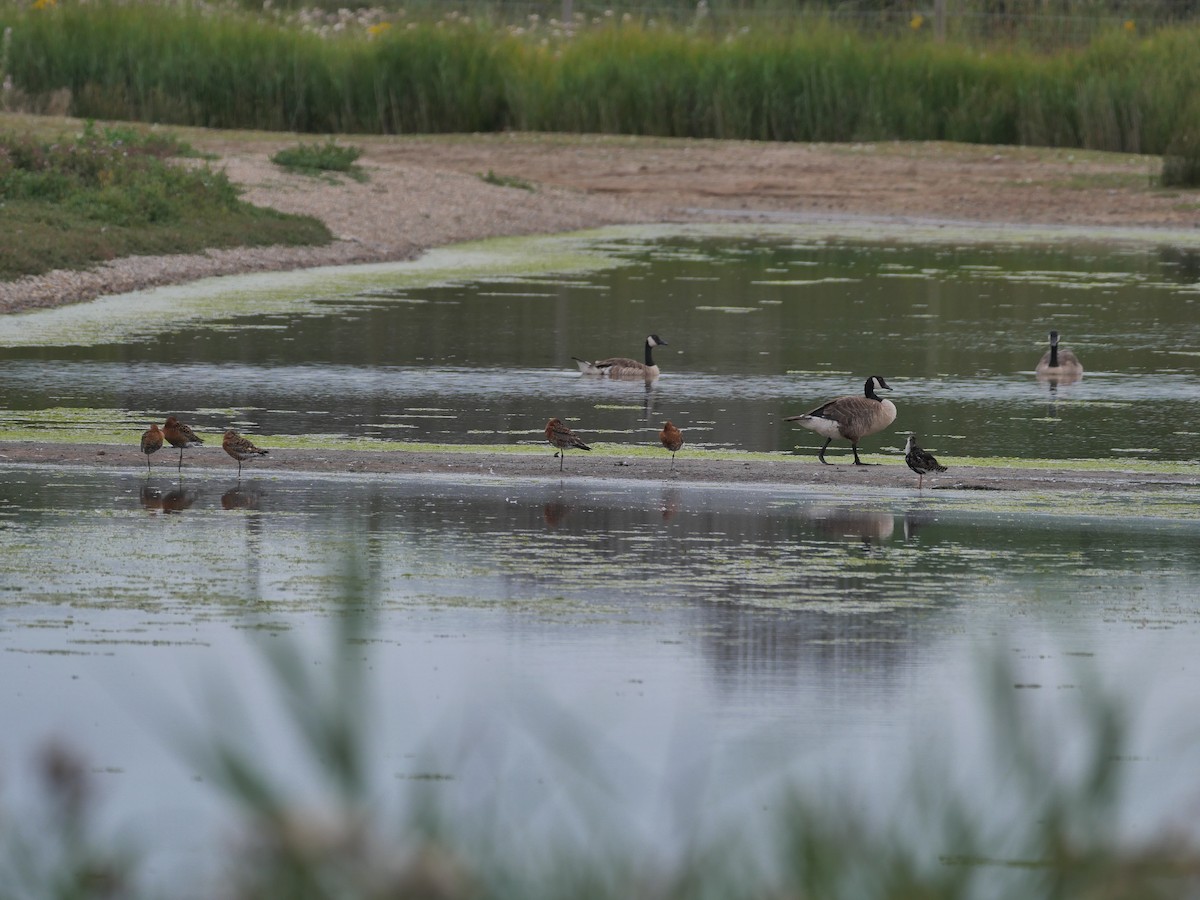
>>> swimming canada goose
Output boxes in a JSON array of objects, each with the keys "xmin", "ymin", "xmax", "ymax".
[
  {"xmin": 573, "ymin": 335, "xmax": 668, "ymax": 379},
  {"xmin": 162, "ymin": 416, "xmax": 204, "ymax": 471},
  {"xmin": 140, "ymin": 423, "xmax": 164, "ymax": 475},
  {"xmin": 545, "ymin": 417, "xmax": 591, "ymax": 471},
  {"xmin": 1035, "ymin": 330, "xmax": 1083, "ymax": 381},
  {"xmin": 904, "ymin": 433, "xmax": 946, "ymax": 490},
  {"xmin": 659, "ymin": 421, "xmax": 683, "ymax": 468},
  {"xmin": 222, "ymin": 429, "xmax": 269, "ymax": 477},
  {"xmin": 785, "ymin": 376, "xmax": 897, "ymax": 465}
]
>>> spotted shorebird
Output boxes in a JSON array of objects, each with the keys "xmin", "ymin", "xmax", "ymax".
[
  {"xmin": 904, "ymin": 433, "xmax": 946, "ymax": 490},
  {"xmin": 222, "ymin": 429, "xmax": 269, "ymax": 477},
  {"xmin": 162, "ymin": 416, "xmax": 204, "ymax": 472},
  {"xmin": 573, "ymin": 335, "xmax": 668, "ymax": 379},
  {"xmin": 545, "ymin": 418, "xmax": 591, "ymax": 472},
  {"xmin": 659, "ymin": 420, "xmax": 683, "ymax": 468},
  {"xmin": 785, "ymin": 376, "xmax": 897, "ymax": 466},
  {"xmin": 140, "ymin": 423, "xmax": 164, "ymax": 474}
]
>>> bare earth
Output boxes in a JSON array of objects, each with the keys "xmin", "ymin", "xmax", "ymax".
[
  {"xmin": 3, "ymin": 123, "xmax": 1199, "ymax": 494},
  {"xmin": 1, "ymin": 127, "xmax": 1195, "ymax": 313}
]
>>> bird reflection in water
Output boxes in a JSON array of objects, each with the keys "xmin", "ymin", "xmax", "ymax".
[
  {"xmin": 222, "ymin": 485, "xmax": 263, "ymax": 511},
  {"xmin": 660, "ymin": 487, "xmax": 682, "ymax": 522},
  {"xmin": 542, "ymin": 499, "xmax": 570, "ymax": 528},
  {"xmin": 806, "ymin": 505, "xmax": 895, "ymax": 553},
  {"xmin": 140, "ymin": 482, "xmax": 197, "ymax": 515}
]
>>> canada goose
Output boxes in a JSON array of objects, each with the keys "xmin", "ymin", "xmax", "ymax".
[
  {"xmin": 140, "ymin": 423, "xmax": 164, "ymax": 475},
  {"xmin": 545, "ymin": 417, "xmax": 591, "ymax": 471},
  {"xmin": 1035, "ymin": 330, "xmax": 1083, "ymax": 381},
  {"xmin": 573, "ymin": 334, "xmax": 668, "ymax": 379},
  {"xmin": 904, "ymin": 433, "xmax": 946, "ymax": 490},
  {"xmin": 222, "ymin": 429, "xmax": 269, "ymax": 477},
  {"xmin": 162, "ymin": 416, "xmax": 204, "ymax": 471},
  {"xmin": 785, "ymin": 376, "xmax": 897, "ymax": 465},
  {"xmin": 659, "ymin": 421, "xmax": 683, "ymax": 468}
]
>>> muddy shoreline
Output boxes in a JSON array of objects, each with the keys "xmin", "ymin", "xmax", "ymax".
[{"xmin": 6, "ymin": 441, "xmax": 1199, "ymax": 497}]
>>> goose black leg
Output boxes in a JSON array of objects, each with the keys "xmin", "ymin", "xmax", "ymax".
[{"xmin": 818, "ymin": 439, "xmax": 832, "ymax": 465}]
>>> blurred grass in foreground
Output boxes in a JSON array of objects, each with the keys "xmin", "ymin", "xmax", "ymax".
[{"xmin": 1, "ymin": 603, "xmax": 1198, "ymax": 899}]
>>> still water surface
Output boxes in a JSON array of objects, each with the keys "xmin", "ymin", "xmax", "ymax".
[
  {"xmin": 3, "ymin": 227, "xmax": 1200, "ymax": 461},
  {"xmin": 3, "ymin": 228, "xmax": 1200, "ymax": 890},
  {"xmin": 2, "ymin": 464, "xmax": 1200, "ymax": 888}
]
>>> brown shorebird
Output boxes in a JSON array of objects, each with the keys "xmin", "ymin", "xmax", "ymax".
[
  {"xmin": 785, "ymin": 376, "xmax": 897, "ymax": 465},
  {"xmin": 545, "ymin": 418, "xmax": 591, "ymax": 472},
  {"xmin": 904, "ymin": 433, "xmax": 947, "ymax": 490},
  {"xmin": 140, "ymin": 423, "xmax": 164, "ymax": 474},
  {"xmin": 162, "ymin": 416, "xmax": 204, "ymax": 471},
  {"xmin": 222, "ymin": 429, "xmax": 269, "ymax": 477},
  {"xmin": 659, "ymin": 420, "xmax": 683, "ymax": 468}
]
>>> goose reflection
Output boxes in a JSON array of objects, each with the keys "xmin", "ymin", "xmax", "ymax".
[{"xmin": 806, "ymin": 505, "xmax": 895, "ymax": 550}]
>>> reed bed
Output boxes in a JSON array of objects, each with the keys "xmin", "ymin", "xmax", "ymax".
[{"xmin": 1, "ymin": 1, "xmax": 1199, "ymax": 155}]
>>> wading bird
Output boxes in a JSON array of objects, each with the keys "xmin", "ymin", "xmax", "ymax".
[
  {"xmin": 222, "ymin": 429, "xmax": 269, "ymax": 477},
  {"xmin": 545, "ymin": 418, "xmax": 591, "ymax": 471},
  {"xmin": 904, "ymin": 433, "xmax": 946, "ymax": 490},
  {"xmin": 785, "ymin": 376, "xmax": 897, "ymax": 465},
  {"xmin": 659, "ymin": 421, "xmax": 683, "ymax": 468},
  {"xmin": 140, "ymin": 423, "xmax": 163, "ymax": 475},
  {"xmin": 162, "ymin": 416, "xmax": 204, "ymax": 472}
]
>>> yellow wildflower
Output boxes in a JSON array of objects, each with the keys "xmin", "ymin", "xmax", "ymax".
[
  {"xmin": 1123, "ymin": 19, "xmax": 1135, "ymax": 32},
  {"xmin": 366, "ymin": 21, "xmax": 392, "ymax": 38},
  {"xmin": 32, "ymin": 0, "xmax": 57, "ymax": 10},
  {"xmin": 909, "ymin": 13, "xmax": 924, "ymax": 30}
]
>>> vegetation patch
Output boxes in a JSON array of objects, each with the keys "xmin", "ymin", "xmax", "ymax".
[
  {"xmin": 479, "ymin": 169, "xmax": 535, "ymax": 191},
  {"xmin": 270, "ymin": 139, "xmax": 366, "ymax": 181},
  {"xmin": 0, "ymin": 122, "xmax": 331, "ymax": 280}
]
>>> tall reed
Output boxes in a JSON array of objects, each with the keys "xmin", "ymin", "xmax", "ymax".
[{"xmin": 3, "ymin": 1, "xmax": 1200, "ymax": 155}]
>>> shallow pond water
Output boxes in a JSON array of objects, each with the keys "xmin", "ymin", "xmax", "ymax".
[
  {"xmin": 3, "ymin": 225, "xmax": 1200, "ymax": 892},
  {"xmin": 2, "ymin": 464, "xmax": 1200, "ymax": 890},
  {"xmin": 2, "ymin": 225, "xmax": 1200, "ymax": 462}
]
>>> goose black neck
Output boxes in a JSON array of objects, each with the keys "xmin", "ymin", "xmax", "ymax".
[
  {"xmin": 864, "ymin": 380, "xmax": 880, "ymax": 401},
  {"xmin": 1048, "ymin": 344, "xmax": 1059, "ymax": 367},
  {"xmin": 645, "ymin": 342, "xmax": 655, "ymax": 366}
]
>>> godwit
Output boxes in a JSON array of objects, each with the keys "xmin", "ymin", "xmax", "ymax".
[
  {"xmin": 162, "ymin": 416, "xmax": 204, "ymax": 472},
  {"xmin": 659, "ymin": 420, "xmax": 683, "ymax": 468},
  {"xmin": 140, "ymin": 423, "xmax": 164, "ymax": 474},
  {"xmin": 785, "ymin": 376, "xmax": 897, "ymax": 466},
  {"xmin": 545, "ymin": 418, "xmax": 591, "ymax": 472},
  {"xmin": 222, "ymin": 429, "xmax": 269, "ymax": 477}
]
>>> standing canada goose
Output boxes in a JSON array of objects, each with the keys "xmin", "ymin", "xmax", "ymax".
[
  {"xmin": 140, "ymin": 423, "xmax": 163, "ymax": 475},
  {"xmin": 222, "ymin": 429, "xmax": 269, "ymax": 477},
  {"xmin": 545, "ymin": 418, "xmax": 591, "ymax": 471},
  {"xmin": 1035, "ymin": 330, "xmax": 1083, "ymax": 381},
  {"xmin": 659, "ymin": 421, "xmax": 683, "ymax": 468},
  {"xmin": 904, "ymin": 433, "xmax": 946, "ymax": 490},
  {"xmin": 162, "ymin": 416, "xmax": 204, "ymax": 472},
  {"xmin": 573, "ymin": 335, "xmax": 668, "ymax": 379},
  {"xmin": 785, "ymin": 376, "xmax": 897, "ymax": 465}
]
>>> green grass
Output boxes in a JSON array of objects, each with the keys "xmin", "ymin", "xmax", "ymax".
[
  {"xmin": 0, "ymin": 122, "xmax": 330, "ymax": 279},
  {"xmin": 270, "ymin": 138, "xmax": 366, "ymax": 180},
  {"xmin": 4, "ymin": 2, "xmax": 1200, "ymax": 157}
]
